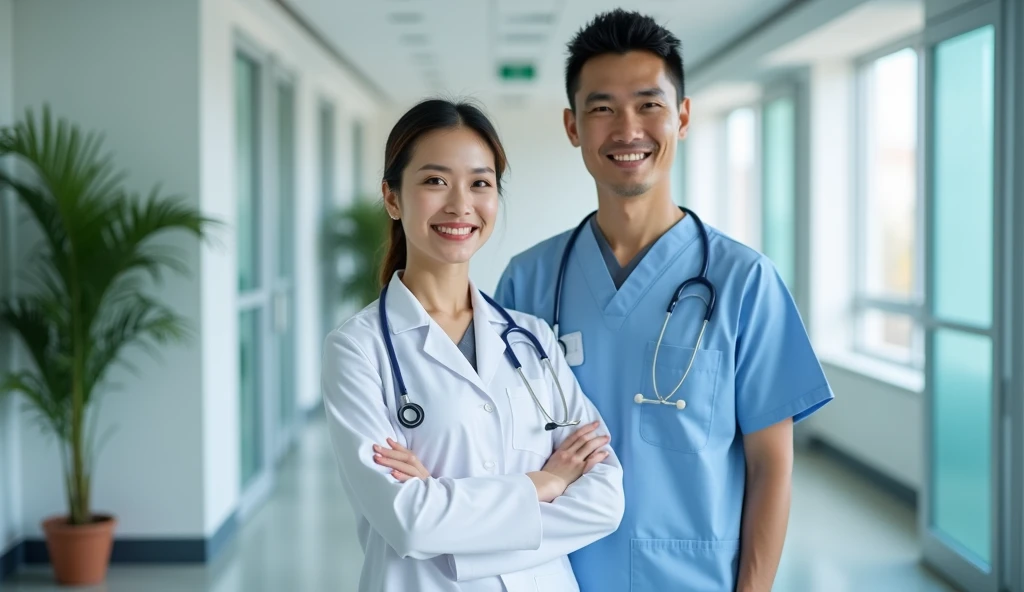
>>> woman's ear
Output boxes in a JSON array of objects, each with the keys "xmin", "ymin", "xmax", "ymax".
[{"xmin": 382, "ymin": 181, "xmax": 400, "ymax": 219}]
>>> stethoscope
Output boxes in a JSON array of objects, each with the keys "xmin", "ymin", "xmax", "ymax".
[
  {"xmin": 552, "ymin": 206, "xmax": 716, "ymax": 412},
  {"xmin": 378, "ymin": 284, "xmax": 581, "ymax": 431}
]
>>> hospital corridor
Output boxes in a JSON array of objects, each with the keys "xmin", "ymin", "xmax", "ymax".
[{"xmin": 1, "ymin": 0, "xmax": 1022, "ymax": 591}]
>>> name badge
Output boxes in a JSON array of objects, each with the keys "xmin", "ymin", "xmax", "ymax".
[{"xmin": 559, "ymin": 331, "xmax": 584, "ymax": 367}]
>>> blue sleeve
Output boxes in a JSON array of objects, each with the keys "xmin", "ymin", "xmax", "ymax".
[
  {"xmin": 735, "ymin": 258, "xmax": 833, "ymax": 435},
  {"xmin": 493, "ymin": 259, "xmax": 517, "ymax": 310}
]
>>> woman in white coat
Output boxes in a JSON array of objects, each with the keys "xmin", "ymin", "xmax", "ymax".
[{"xmin": 321, "ymin": 99, "xmax": 625, "ymax": 592}]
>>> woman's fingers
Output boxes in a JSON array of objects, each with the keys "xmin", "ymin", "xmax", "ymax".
[
  {"xmin": 583, "ymin": 451, "xmax": 609, "ymax": 473},
  {"xmin": 391, "ymin": 470, "xmax": 415, "ymax": 483},
  {"xmin": 576, "ymin": 435, "xmax": 610, "ymax": 461},
  {"xmin": 374, "ymin": 454, "xmax": 419, "ymax": 476},
  {"xmin": 560, "ymin": 421, "xmax": 600, "ymax": 453},
  {"xmin": 386, "ymin": 437, "xmax": 408, "ymax": 452},
  {"xmin": 374, "ymin": 443, "xmax": 412, "ymax": 463}
]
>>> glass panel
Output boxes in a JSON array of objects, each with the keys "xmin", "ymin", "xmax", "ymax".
[
  {"xmin": 672, "ymin": 140, "xmax": 687, "ymax": 207},
  {"xmin": 240, "ymin": 309, "xmax": 263, "ymax": 487},
  {"xmin": 932, "ymin": 26, "xmax": 994, "ymax": 328},
  {"xmin": 861, "ymin": 48, "xmax": 919, "ymax": 301},
  {"xmin": 932, "ymin": 329, "xmax": 991, "ymax": 564},
  {"xmin": 235, "ymin": 55, "xmax": 261, "ymax": 292},
  {"xmin": 762, "ymin": 96, "xmax": 795, "ymax": 289},
  {"xmin": 277, "ymin": 82, "xmax": 296, "ymax": 431},
  {"xmin": 277, "ymin": 82, "xmax": 295, "ymax": 280},
  {"xmin": 725, "ymin": 108, "xmax": 758, "ymax": 247},
  {"xmin": 320, "ymin": 104, "xmax": 338, "ymax": 338},
  {"xmin": 277, "ymin": 298, "xmax": 296, "ymax": 429}
]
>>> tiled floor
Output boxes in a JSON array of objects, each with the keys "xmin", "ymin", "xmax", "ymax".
[{"xmin": 3, "ymin": 419, "xmax": 958, "ymax": 591}]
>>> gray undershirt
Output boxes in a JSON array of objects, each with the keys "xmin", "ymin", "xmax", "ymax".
[
  {"xmin": 590, "ymin": 216, "xmax": 656, "ymax": 289},
  {"xmin": 456, "ymin": 319, "xmax": 477, "ymax": 370}
]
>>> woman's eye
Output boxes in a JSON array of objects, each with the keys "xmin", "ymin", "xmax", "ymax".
[
  {"xmin": 425, "ymin": 177, "xmax": 447, "ymax": 186},
  {"xmin": 472, "ymin": 180, "xmax": 492, "ymax": 188}
]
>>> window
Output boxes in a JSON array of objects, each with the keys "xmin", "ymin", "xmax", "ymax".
[
  {"xmin": 761, "ymin": 94, "xmax": 796, "ymax": 290},
  {"xmin": 723, "ymin": 107, "xmax": 760, "ymax": 248},
  {"xmin": 854, "ymin": 46, "xmax": 923, "ymax": 366}
]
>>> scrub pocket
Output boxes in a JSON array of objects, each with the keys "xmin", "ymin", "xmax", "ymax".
[
  {"xmin": 630, "ymin": 538, "xmax": 739, "ymax": 591},
  {"xmin": 637, "ymin": 341, "xmax": 722, "ymax": 453},
  {"xmin": 506, "ymin": 378, "xmax": 554, "ymax": 456}
]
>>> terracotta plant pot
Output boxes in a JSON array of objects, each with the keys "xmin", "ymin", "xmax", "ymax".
[{"xmin": 41, "ymin": 514, "xmax": 117, "ymax": 586}]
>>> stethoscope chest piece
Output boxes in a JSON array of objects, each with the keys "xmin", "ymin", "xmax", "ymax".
[{"xmin": 398, "ymin": 395, "xmax": 424, "ymax": 428}]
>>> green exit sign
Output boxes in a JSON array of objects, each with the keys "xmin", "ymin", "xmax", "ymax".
[{"xmin": 499, "ymin": 63, "xmax": 536, "ymax": 81}]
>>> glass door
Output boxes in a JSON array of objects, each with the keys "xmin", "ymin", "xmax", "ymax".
[
  {"xmin": 234, "ymin": 51, "xmax": 269, "ymax": 502},
  {"xmin": 272, "ymin": 78, "xmax": 297, "ymax": 461},
  {"xmin": 921, "ymin": 3, "xmax": 1006, "ymax": 590},
  {"xmin": 319, "ymin": 103, "xmax": 337, "ymax": 342}
]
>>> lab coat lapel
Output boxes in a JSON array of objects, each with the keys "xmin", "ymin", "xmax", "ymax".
[
  {"xmin": 470, "ymin": 285, "xmax": 509, "ymax": 389},
  {"xmin": 385, "ymin": 273, "xmax": 504, "ymax": 397}
]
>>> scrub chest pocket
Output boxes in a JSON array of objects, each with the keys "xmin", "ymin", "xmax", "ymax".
[{"xmin": 638, "ymin": 341, "xmax": 722, "ymax": 453}]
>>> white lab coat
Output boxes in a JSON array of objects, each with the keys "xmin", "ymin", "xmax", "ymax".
[{"xmin": 321, "ymin": 273, "xmax": 625, "ymax": 592}]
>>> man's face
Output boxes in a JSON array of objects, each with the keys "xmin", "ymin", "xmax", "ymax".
[{"xmin": 564, "ymin": 50, "xmax": 689, "ymax": 199}]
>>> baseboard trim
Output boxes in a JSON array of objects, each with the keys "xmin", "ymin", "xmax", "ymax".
[
  {"xmin": 807, "ymin": 436, "xmax": 918, "ymax": 508},
  {"xmin": 2, "ymin": 510, "xmax": 238, "ymax": 579},
  {"xmin": 1, "ymin": 540, "xmax": 23, "ymax": 579}
]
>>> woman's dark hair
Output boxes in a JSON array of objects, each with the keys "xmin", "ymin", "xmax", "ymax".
[
  {"xmin": 564, "ymin": 9, "xmax": 685, "ymax": 111},
  {"xmin": 379, "ymin": 98, "xmax": 508, "ymax": 287}
]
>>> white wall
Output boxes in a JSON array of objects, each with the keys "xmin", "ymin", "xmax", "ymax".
[
  {"xmin": 12, "ymin": 0, "xmax": 206, "ymax": 538},
  {"xmin": 0, "ymin": 0, "xmax": 22, "ymax": 558},
  {"xmin": 199, "ymin": 0, "xmax": 382, "ymax": 534},
  {"xmin": 467, "ymin": 103, "xmax": 596, "ymax": 292}
]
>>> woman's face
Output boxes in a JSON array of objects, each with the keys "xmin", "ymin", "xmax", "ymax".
[{"xmin": 384, "ymin": 126, "xmax": 500, "ymax": 271}]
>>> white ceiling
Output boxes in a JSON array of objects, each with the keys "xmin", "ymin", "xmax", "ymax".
[{"xmin": 286, "ymin": 0, "xmax": 794, "ymax": 107}]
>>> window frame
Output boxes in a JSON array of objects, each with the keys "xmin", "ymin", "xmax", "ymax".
[{"xmin": 852, "ymin": 35, "xmax": 927, "ymax": 369}]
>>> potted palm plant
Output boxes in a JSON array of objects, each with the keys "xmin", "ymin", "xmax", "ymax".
[
  {"xmin": 0, "ymin": 107, "xmax": 216, "ymax": 586},
  {"xmin": 324, "ymin": 198, "xmax": 390, "ymax": 308}
]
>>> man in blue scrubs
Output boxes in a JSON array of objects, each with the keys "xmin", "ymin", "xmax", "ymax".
[{"xmin": 494, "ymin": 10, "xmax": 834, "ymax": 592}]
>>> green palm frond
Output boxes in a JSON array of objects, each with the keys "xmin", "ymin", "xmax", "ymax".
[
  {"xmin": 0, "ymin": 105, "xmax": 219, "ymax": 525},
  {"xmin": 324, "ymin": 198, "xmax": 390, "ymax": 307}
]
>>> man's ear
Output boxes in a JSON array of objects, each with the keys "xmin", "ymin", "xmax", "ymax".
[{"xmin": 564, "ymin": 108, "xmax": 581, "ymax": 148}]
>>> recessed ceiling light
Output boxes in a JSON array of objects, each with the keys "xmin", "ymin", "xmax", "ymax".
[
  {"xmin": 400, "ymin": 33, "xmax": 429, "ymax": 45},
  {"xmin": 505, "ymin": 12, "xmax": 555, "ymax": 25},
  {"xmin": 503, "ymin": 32, "xmax": 546, "ymax": 44}
]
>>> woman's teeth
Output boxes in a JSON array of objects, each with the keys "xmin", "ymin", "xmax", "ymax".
[
  {"xmin": 433, "ymin": 226, "xmax": 474, "ymax": 236},
  {"xmin": 612, "ymin": 153, "xmax": 649, "ymax": 162}
]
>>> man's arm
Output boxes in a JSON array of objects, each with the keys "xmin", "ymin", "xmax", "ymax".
[{"xmin": 736, "ymin": 417, "xmax": 793, "ymax": 592}]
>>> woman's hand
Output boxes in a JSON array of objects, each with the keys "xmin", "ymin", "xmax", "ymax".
[
  {"xmin": 373, "ymin": 438, "xmax": 431, "ymax": 482},
  {"xmin": 535, "ymin": 421, "xmax": 610, "ymax": 501}
]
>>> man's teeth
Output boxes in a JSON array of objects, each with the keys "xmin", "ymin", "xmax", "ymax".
[
  {"xmin": 435, "ymin": 226, "xmax": 473, "ymax": 236},
  {"xmin": 612, "ymin": 153, "xmax": 649, "ymax": 162}
]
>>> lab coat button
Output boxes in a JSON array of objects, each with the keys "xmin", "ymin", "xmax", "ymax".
[
  {"xmin": 483, "ymin": 460, "xmax": 496, "ymax": 471},
  {"xmin": 483, "ymin": 403, "xmax": 494, "ymax": 413}
]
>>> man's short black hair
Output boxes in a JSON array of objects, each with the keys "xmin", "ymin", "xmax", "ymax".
[{"xmin": 565, "ymin": 9, "xmax": 685, "ymax": 111}]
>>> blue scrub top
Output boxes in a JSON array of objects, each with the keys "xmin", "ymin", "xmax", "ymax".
[{"xmin": 494, "ymin": 213, "xmax": 834, "ymax": 592}]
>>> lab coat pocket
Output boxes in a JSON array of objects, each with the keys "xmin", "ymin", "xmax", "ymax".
[
  {"xmin": 630, "ymin": 538, "xmax": 739, "ymax": 591},
  {"xmin": 506, "ymin": 378, "xmax": 555, "ymax": 457},
  {"xmin": 637, "ymin": 341, "xmax": 722, "ymax": 453}
]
